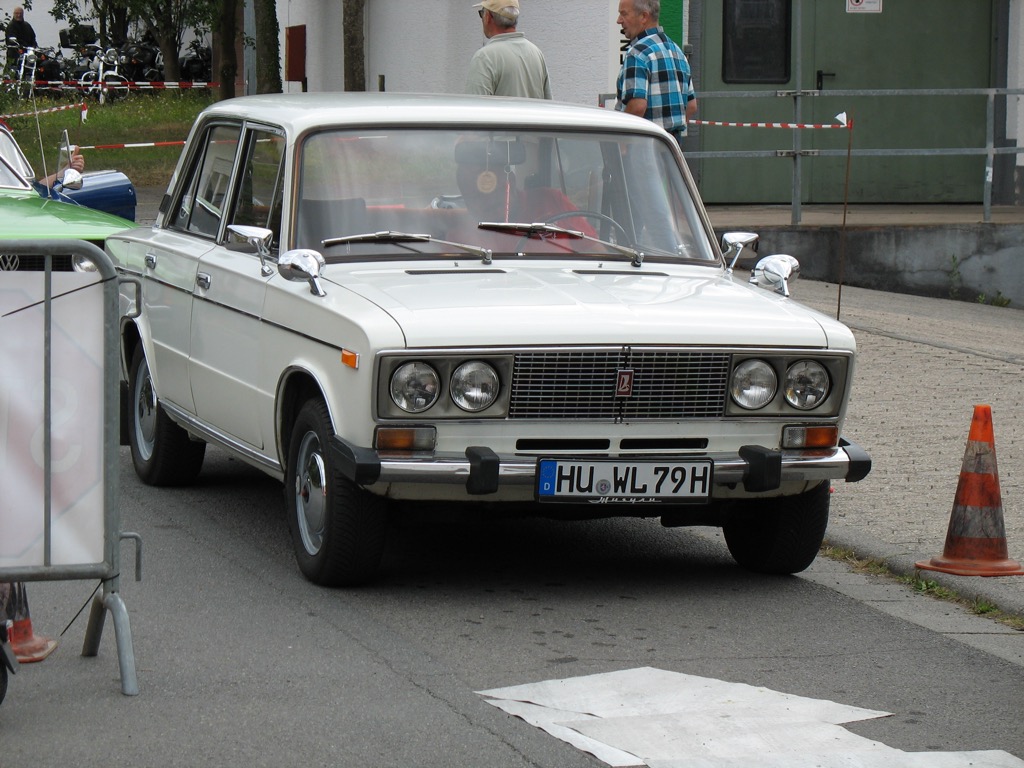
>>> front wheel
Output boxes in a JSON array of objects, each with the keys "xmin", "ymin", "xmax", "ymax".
[
  {"xmin": 128, "ymin": 346, "xmax": 206, "ymax": 486},
  {"xmin": 722, "ymin": 482, "xmax": 830, "ymax": 575},
  {"xmin": 285, "ymin": 399, "xmax": 388, "ymax": 586}
]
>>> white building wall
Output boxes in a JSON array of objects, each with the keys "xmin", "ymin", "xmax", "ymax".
[
  {"xmin": 280, "ymin": 0, "xmax": 622, "ymax": 105},
  {"xmin": 278, "ymin": 0, "xmax": 345, "ymax": 92}
]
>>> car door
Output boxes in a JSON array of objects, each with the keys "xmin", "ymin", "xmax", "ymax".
[
  {"xmin": 188, "ymin": 124, "xmax": 286, "ymax": 450},
  {"xmin": 141, "ymin": 122, "xmax": 240, "ymax": 414}
]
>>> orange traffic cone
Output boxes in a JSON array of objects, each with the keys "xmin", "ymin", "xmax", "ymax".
[
  {"xmin": 916, "ymin": 405, "xmax": 1024, "ymax": 577},
  {"xmin": 4, "ymin": 582, "xmax": 57, "ymax": 663}
]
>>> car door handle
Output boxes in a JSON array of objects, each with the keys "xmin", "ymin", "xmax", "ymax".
[
  {"xmin": 144, "ymin": 252, "xmax": 157, "ymax": 269},
  {"xmin": 196, "ymin": 272, "xmax": 212, "ymax": 290}
]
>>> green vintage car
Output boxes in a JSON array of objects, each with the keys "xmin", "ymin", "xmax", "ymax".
[{"xmin": 0, "ymin": 152, "xmax": 133, "ymax": 271}]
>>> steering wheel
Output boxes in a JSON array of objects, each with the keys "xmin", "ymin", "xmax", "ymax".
[
  {"xmin": 513, "ymin": 210, "xmax": 630, "ymax": 253},
  {"xmin": 544, "ymin": 210, "xmax": 629, "ymax": 242}
]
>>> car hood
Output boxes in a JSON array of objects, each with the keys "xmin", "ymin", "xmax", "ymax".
[
  {"xmin": 0, "ymin": 191, "xmax": 134, "ymax": 238},
  {"xmin": 331, "ymin": 263, "xmax": 849, "ymax": 349}
]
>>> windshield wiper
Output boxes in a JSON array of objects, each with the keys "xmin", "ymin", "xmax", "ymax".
[
  {"xmin": 478, "ymin": 221, "xmax": 584, "ymax": 239},
  {"xmin": 479, "ymin": 221, "xmax": 645, "ymax": 268},
  {"xmin": 322, "ymin": 230, "xmax": 494, "ymax": 264}
]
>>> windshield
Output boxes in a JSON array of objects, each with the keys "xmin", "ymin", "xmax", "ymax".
[
  {"xmin": 295, "ymin": 128, "xmax": 715, "ymax": 263},
  {"xmin": 0, "ymin": 129, "xmax": 34, "ymax": 180},
  {"xmin": 0, "ymin": 153, "xmax": 32, "ymax": 190}
]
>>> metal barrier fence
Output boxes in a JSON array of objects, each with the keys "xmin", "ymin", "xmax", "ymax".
[
  {"xmin": 604, "ymin": 87, "xmax": 1024, "ymax": 225},
  {"xmin": 695, "ymin": 87, "xmax": 1024, "ymax": 225},
  {"xmin": 0, "ymin": 240, "xmax": 140, "ymax": 696}
]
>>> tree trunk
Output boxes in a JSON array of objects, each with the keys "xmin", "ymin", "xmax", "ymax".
[
  {"xmin": 214, "ymin": 0, "xmax": 239, "ymax": 100},
  {"xmin": 342, "ymin": 0, "xmax": 365, "ymax": 92},
  {"xmin": 254, "ymin": 0, "xmax": 282, "ymax": 93},
  {"xmin": 158, "ymin": 34, "xmax": 180, "ymax": 82}
]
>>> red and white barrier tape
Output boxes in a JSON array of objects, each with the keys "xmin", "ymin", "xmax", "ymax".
[
  {"xmin": 691, "ymin": 112, "xmax": 851, "ymax": 129},
  {"xmin": 1, "ymin": 79, "xmax": 217, "ymax": 90},
  {"xmin": 0, "ymin": 101, "xmax": 84, "ymax": 120}
]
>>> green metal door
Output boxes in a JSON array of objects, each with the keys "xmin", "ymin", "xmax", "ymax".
[{"xmin": 697, "ymin": 0, "xmax": 993, "ymax": 204}]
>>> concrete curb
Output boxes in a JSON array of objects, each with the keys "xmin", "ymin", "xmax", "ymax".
[{"xmin": 824, "ymin": 525, "xmax": 1024, "ymax": 621}]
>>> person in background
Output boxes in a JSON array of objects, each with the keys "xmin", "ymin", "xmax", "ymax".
[
  {"xmin": 615, "ymin": 0, "xmax": 697, "ymax": 146},
  {"xmin": 5, "ymin": 5, "xmax": 38, "ymax": 47},
  {"xmin": 466, "ymin": 0, "xmax": 552, "ymax": 99}
]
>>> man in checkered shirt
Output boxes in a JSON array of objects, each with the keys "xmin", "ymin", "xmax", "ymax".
[{"xmin": 615, "ymin": 0, "xmax": 697, "ymax": 145}]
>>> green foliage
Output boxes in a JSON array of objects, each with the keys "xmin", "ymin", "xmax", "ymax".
[
  {"xmin": 976, "ymin": 292, "xmax": 1012, "ymax": 308},
  {"xmin": 1, "ymin": 90, "xmax": 213, "ymax": 186},
  {"xmin": 947, "ymin": 254, "xmax": 962, "ymax": 300}
]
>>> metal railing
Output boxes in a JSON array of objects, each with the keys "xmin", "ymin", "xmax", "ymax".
[
  {"xmin": 684, "ymin": 87, "xmax": 1024, "ymax": 225},
  {"xmin": 0, "ymin": 241, "xmax": 140, "ymax": 696}
]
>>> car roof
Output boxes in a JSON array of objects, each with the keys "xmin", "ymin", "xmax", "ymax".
[{"xmin": 199, "ymin": 92, "xmax": 668, "ymax": 139}]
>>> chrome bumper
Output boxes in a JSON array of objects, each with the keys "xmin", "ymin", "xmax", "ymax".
[{"xmin": 330, "ymin": 438, "xmax": 871, "ymax": 496}]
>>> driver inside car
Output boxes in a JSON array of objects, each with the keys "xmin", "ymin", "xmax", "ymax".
[{"xmin": 452, "ymin": 139, "xmax": 598, "ymax": 242}]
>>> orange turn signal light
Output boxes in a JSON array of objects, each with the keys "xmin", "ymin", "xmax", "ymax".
[
  {"xmin": 782, "ymin": 425, "xmax": 839, "ymax": 449},
  {"xmin": 375, "ymin": 426, "xmax": 436, "ymax": 452}
]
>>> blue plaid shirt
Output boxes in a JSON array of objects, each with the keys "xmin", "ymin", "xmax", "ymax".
[{"xmin": 616, "ymin": 27, "xmax": 695, "ymax": 137}]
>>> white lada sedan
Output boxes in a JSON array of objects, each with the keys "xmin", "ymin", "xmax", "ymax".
[{"xmin": 109, "ymin": 93, "xmax": 870, "ymax": 586}]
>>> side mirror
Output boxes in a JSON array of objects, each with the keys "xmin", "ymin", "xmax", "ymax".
[
  {"xmin": 749, "ymin": 254, "xmax": 800, "ymax": 297},
  {"xmin": 278, "ymin": 248, "xmax": 327, "ymax": 297},
  {"xmin": 226, "ymin": 224, "xmax": 275, "ymax": 276},
  {"xmin": 721, "ymin": 231, "xmax": 759, "ymax": 271}
]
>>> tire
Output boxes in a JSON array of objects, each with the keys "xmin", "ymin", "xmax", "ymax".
[
  {"xmin": 0, "ymin": 662, "xmax": 7, "ymax": 706},
  {"xmin": 285, "ymin": 399, "xmax": 388, "ymax": 586},
  {"xmin": 722, "ymin": 481, "xmax": 830, "ymax": 575},
  {"xmin": 128, "ymin": 346, "xmax": 206, "ymax": 486}
]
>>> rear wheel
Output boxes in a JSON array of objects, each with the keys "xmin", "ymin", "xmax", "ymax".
[
  {"xmin": 128, "ymin": 346, "xmax": 206, "ymax": 486},
  {"xmin": 722, "ymin": 482, "xmax": 830, "ymax": 575},
  {"xmin": 285, "ymin": 399, "xmax": 388, "ymax": 586}
]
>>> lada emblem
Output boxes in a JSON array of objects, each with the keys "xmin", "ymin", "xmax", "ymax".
[{"xmin": 615, "ymin": 368, "xmax": 635, "ymax": 397}]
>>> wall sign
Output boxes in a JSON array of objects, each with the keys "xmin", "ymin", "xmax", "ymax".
[{"xmin": 847, "ymin": 0, "xmax": 883, "ymax": 12}]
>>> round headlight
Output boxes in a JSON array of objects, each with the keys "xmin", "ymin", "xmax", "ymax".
[
  {"xmin": 450, "ymin": 361, "xmax": 499, "ymax": 412},
  {"xmin": 730, "ymin": 359, "xmax": 777, "ymax": 410},
  {"xmin": 784, "ymin": 360, "xmax": 830, "ymax": 410},
  {"xmin": 390, "ymin": 362, "xmax": 440, "ymax": 413},
  {"xmin": 71, "ymin": 254, "xmax": 98, "ymax": 273}
]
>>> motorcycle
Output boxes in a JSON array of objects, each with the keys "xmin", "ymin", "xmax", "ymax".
[
  {"xmin": 121, "ymin": 36, "xmax": 163, "ymax": 84},
  {"xmin": 5, "ymin": 39, "xmax": 65, "ymax": 98},
  {"xmin": 79, "ymin": 45, "xmax": 129, "ymax": 104},
  {"xmin": 178, "ymin": 38, "xmax": 211, "ymax": 82}
]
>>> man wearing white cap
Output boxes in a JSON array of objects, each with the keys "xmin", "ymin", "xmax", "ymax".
[{"xmin": 466, "ymin": 0, "xmax": 552, "ymax": 99}]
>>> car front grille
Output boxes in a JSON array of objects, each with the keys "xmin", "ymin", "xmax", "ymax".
[
  {"xmin": 509, "ymin": 349, "xmax": 731, "ymax": 421},
  {"xmin": 0, "ymin": 252, "xmax": 75, "ymax": 271}
]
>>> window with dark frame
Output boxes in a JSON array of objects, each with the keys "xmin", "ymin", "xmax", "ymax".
[{"xmin": 722, "ymin": 0, "xmax": 792, "ymax": 84}]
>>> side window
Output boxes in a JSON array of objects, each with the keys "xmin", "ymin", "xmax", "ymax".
[
  {"xmin": 228, "ymin": 128, "xmax": 286, "ymax": 249},
  {"xmin": 722, "ymin": 0, "xmax": 791, "ymax": 84},
  {"xmin": 169, "ymin": 123, "xmax": 242, "ymax": 238}
]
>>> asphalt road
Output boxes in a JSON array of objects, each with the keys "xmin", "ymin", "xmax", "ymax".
[
  {"xmin": 2, "ymin": 446, "xmax": 1022, "ymax": 766},
  {"xmin": 4, "ymin": 192, "xmax": 1020, "ymax": 765}
]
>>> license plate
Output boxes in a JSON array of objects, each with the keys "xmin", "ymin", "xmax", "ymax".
[{"xmin": 537, "ymin": 459, "xmax": 712, "ymax": 503}]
